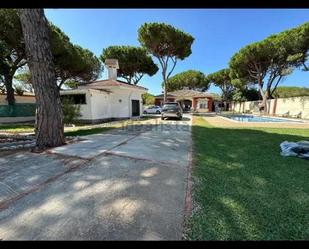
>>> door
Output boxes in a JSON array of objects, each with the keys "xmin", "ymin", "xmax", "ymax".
[{"xmin": 131, "ymin": 100, "xmax": 140, "ymax": 116}]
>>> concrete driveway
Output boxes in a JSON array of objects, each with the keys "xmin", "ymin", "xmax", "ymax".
[{"xmin": 0, "ymin": 115, "xmax": 192, "ymax": 240}]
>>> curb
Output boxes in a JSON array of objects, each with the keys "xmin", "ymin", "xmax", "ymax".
[{"xmin": 182, "ymin": 115, "xmax": 194, "ymax": 240}]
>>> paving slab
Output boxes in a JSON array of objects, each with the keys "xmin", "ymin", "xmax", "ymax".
[
  {"xmin": 108, "ymin": 133, "xmax": 190, "ymax": 167},
  {"xmin": 48, "ymin": 134, "xmax": 136, "ymax": 159},
  {"xmin": 0, "ymin": 152, "xmax": 84, "ymax": 203},
  {"xmin": 0, "ymin": 115, "xmax": 192, "ymax": 240},
  {"xmin": 0, "ymin": 154, "xmax": 186, "ymax": 240}
]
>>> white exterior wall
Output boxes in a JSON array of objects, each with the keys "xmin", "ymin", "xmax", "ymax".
[
  {"xmin": 231, "ymin": 96, "xmax": 309, "ymax": 119},
  {"xmin": 88, "ymin": 90, "xmax": 111, "ymax": 120},
  {"xmin": 109, "ymin": 90, "xmax": 131, "ymax": 118},
  {"xmin": 79, "ymin": 90, "xmax": 93, "ymax": 120},
  {"xmin": 275, "ymin": 96, "xmax": 309, "ymax": 118},
  {"xmin": 61, "ymin": 87, "xmax": 146, "ymax": 121},
  {"xmin": 109, "ymin": 88, "xmax": 144, "ymax": 118}
]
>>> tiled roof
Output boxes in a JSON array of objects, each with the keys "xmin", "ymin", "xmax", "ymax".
[
  {"xmin": 155, "ymin": 89, "xmax": 213, "ymax": 98},
  {"xmin": 78, "ymin": 79, "xmax": 148, "ymax": 91}
]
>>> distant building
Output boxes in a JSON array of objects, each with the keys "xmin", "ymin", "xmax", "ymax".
[{"xmin": 154, "ymin": 89, "xmax": 213, "ymax": 112}]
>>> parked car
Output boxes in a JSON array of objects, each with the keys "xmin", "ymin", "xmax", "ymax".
[
  {"xmin": 143, "ymin": 105, "xmax": 162, "ymax": 114},
  {"xmin": 161, "ymin": 102, "xmax": 183, "ymax": 120}
]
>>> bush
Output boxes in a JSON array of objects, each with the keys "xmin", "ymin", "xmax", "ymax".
[
  {"xmin": 273, "ymin": 86, "xmax": 309, "ymax": 98},
  {"xmin": 61, "ymin": 98, "xmax": 81, "ymax": 125},
  {"xmin": 15, "ymin": 86, "xmax": 24, "ymax": 96}
]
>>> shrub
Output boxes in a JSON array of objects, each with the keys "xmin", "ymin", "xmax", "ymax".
[
  {"xmin": 61, "ymin": 97, "xmax": 81, "ymax": 125},
  {"xmin": 273, "ymin": 86, "xmax": 309, "ymax": 98},
  {"xmin": 15, "ymin": 86, "xmax": 24, "ymax": 96}
]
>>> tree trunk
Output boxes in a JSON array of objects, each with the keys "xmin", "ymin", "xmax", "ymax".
[
  {"xmin": 18, "ymin": 9, "xmax": 65, "ymax": 150},
  {"xmin": 163, "ymin": 80, "xmax": 167, "ymax": 103},
  {"xmin": 257, "ymin": 82, "xmax": 268, "ymax": 114},
  {"xmin": 4, "ymin": 74, "xmax": 15, "ymax": 105},
  {"xmin": 260, "ymin": 92, "xmax": 269, "ymax": 114},
  {"xmin": 57, "ymin": 78, "xmax": 66, "ymax": 91},
  {"xmin": 223, "ymin": 101, "xmax": 227, "ymax": 111},
  {"xmin": 163, "ymin": 72, "xmax": 167, "ymax": 103}
]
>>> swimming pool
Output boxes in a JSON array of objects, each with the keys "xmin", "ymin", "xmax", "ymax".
[{"xmin": 223, "ymin": 114, "xmax": 304, "ymax": 123}]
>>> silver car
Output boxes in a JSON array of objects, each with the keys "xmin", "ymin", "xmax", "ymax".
[
  {"xmin": 161, "ymin": 102, "xmax": 183, "ymax": 120},
  {"xmin": 143, "ymin": 105, "xmax": 162, "ymax": 114}
]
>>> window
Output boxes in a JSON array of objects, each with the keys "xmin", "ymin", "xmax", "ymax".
[
  {"xmin": 162, "ymin": 103, "xmax": 179, "ymax": 111},
  {"xmin": 198, "ymin": 100, "xmax": 208, "ymax": 109},
  {"xmin": 61, "ymin": 94, "xmax": 86, "ymax": 104}
]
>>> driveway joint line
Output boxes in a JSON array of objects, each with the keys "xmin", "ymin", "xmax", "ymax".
[
  {"xmin": 83, "ymin": 132, "xmax": 143, "ymax": 161},
  {"xmin": 44, "ymin": 151, "xmax": 92, "ymax": 162},
  {"xmin": 0, "ymin": 154, "xmax": 91, "ymax": 210},
  {"xmin": 0, "ymin": 115, "xmax": 193, "ymax": 240},
  {"xmin": 0, "ymin": 133, "xmax": 143, "ymax": 210},
  {"xmin": 102, "ymin": 151, "xmax": 184, "ymax": 168}
]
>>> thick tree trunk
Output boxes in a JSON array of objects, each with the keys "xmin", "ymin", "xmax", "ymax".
[
  {"xmin": 163, "ymin": 72, "xmax": 167, "ymax": 103},
  {"xmin": 163, "ymin": 80, "xmax": 167, "ymax": 103},
  {"xmin": 257, "ymin": 81, "xmax": 268, "ymax": 114},
  {"xmin": 260, "ymin": 91, "xmax": 269, "ymax": 114},
  {"xmin": 4, "ymin": 74, "xmax": 15, "ymax": 105},
  {"xmin": 18, "ymin": 9, "xmax": 65, "ymax": 150}
]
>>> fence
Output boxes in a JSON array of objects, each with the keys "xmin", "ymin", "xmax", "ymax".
[
  {"xmin": 0, "ymin": 103, "xmax": 36, "ymax": 117},
  {"xmin": 230, "ymin": 96, "xmax": 309, "ymax": 120}
]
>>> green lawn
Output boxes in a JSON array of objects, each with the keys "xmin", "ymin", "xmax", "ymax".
[
  {"xmin": 0, "ymin": 124, "xmax": 118, "ymax": 135},
  {"xmin": 0, "ymin": 116, "xmax": 158, "ymax": 136},
  {"xmin": 64, "ymin": 127, "xmax": 113, "ymax": 136},
  {"xmin": 186, "ymin": 117, "xmax": 309, "ymax": 240},
  {"xmin": 0, "ymin": 124, "xmax": 34, "ymax": 133}
]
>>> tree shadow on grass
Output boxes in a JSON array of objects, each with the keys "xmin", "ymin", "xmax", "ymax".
[{"xmin": 188, "ymin": 123, "xmax": 309, "ymax": 240}]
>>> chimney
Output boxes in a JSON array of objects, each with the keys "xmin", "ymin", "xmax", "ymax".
[{"xmin": 105, "ymin": 59, "xmax": 119, "ymax": 80}]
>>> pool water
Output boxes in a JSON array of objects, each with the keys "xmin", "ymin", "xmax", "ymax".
[{"xmin": 223, "ymin": 115, "xmax": 303, "ymax": 123}]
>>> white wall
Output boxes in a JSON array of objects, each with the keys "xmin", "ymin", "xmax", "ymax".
[
  {"xmin": 109, "ymin": 88, "xmax": 144, "ymax": 118},
  {"xmin": 109, "ymin": 90, "xmax": 131, "ymax": 118},
  {"xmin": 89, "ymin": 90, "xmax": 111, "ymax": 120},
  {"xmin": 60, "ymin": 87, "xmax": 145, "ymax": 121},
  {"xmin": 231, "ymin": 96, "xmax": 309, "ymax": 119},
  {"xmin": 275, "ymin": 96, "xmax": 309, "ymax": 119}
]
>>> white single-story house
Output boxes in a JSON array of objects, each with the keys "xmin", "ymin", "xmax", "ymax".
[{"xmin": 60, "ymin": 59, "xmax": 148, "ymax": 123}]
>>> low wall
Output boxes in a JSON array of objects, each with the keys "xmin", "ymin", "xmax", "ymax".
[
  {"xmin": 231, "ymin": 96, "xmax": 309, "ymax": 120},
  {"xmin": 0, "ymin": 103, "xmax": 36, "ymax": 117},
  {"xmin": 0, "ymin": 94, "xmax": 36, "ymax": 104}
]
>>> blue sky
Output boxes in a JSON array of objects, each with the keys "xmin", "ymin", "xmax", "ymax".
[{"xmin": 45, "ymin": 9, "xmax": 309, "ymax": 95}]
